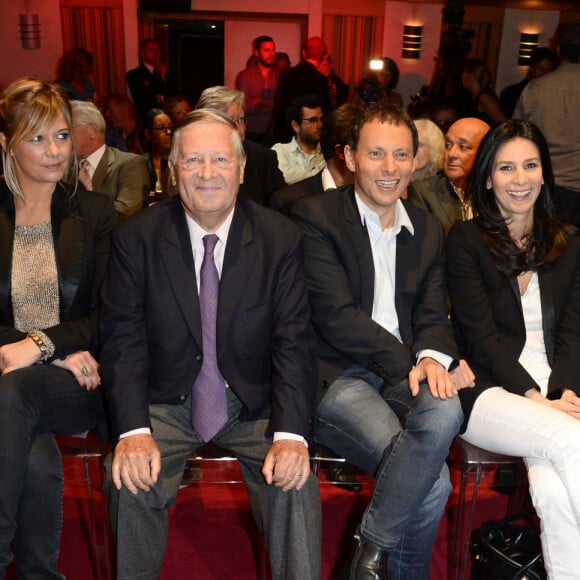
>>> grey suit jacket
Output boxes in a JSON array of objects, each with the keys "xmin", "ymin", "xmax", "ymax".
[
  {"xmin": 408, "ymin": 173, "xmax": 462, "ymax": 235},
  {"xmin": 92, "ymin": 146, "xmax": 149, "ymax": 219}
]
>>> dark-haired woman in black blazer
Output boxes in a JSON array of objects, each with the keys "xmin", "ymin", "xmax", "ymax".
[{"xmin": 447, "ymin": 119, "xmax": 580, "ymax": 579}]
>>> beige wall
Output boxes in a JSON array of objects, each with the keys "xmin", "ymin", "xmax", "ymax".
[
  {"xmin": 123, "ymin": 0, "xmax": 140, "ymax": 72},
  {"xmin": 190, "ymin": 0, "xmax": 311, "ymax": 13},
  {"xmin": 496, "ymin": 8, "xmax": 560, "ymax": 94},
  {"xmin": 0, "ymin": 0, "xmax": 138, "ymax": 91},
  {"xmin": 382, "ymin": 2, "xmax": 443, "ymax": 107},
  {"xmin": 0, "ymin": 0, "xmax": 64, "ymax": 88},
  {"xmin": 224, "ymin": 20, "xmax": 303, "ymax": 89},
  {"xmin": 0, "ymin": 0, "xmax": 575, "ymax": 106}
]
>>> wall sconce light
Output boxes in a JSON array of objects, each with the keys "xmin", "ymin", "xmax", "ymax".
[
  {"xmin": 19, "ymin": 13, "xmax": 41, "ymax": 50},
  {"xmin": 402, "ymin": 25, "xmax": 423, "ymax": 60},
  {"xmin": 518, "ymin": 32, "xmax": 539, "ymax": 65}
]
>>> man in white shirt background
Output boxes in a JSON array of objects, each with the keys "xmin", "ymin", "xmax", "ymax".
[{"xmin": 272, "ymin": 94, "xmax": 326, "ymax": 185}]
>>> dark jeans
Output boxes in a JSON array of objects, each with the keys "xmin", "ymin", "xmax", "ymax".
[
  {"xmin": 14, "ymin": 434, "xmax": 65, "ymax": 580},
  {"xmin": 314, "ymin": 366, "xmax": 463, "ymax": 580},
  {"xmin": 0, "ymin": 365, "xmax": 103, "ymax": 576}
]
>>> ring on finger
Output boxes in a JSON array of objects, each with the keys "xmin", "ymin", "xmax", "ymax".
[{"xmin": 81, "ymin": 365, "xmax": 89, "ymax": 377}]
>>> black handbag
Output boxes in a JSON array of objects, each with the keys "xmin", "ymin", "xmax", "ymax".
[{"xmin": 471, "ymin": 512, "xmax": 546, "ymax": 580}]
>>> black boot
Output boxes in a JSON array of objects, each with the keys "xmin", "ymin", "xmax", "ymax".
[{"xmin": 340, "ymin": 529, "xmax": 389, "ymax": 580}]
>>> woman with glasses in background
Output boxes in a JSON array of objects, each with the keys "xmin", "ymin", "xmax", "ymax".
[{"xmin": 142, "ymin": 108, "xmax": 172, "ymax": 204}]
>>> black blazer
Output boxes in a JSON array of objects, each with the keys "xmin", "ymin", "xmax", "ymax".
[
  {"xmin": 447, "ymin": 220, "xmax": 580, "ymax": 427},
  {"xmin": 240, "ymin": 139, "xmax": 286, "ymax": 206},
  {"xmin": 100, "ymin": 196, "xmax": 317, "ymax": 439},
  {"xmin": 0, "ymin": 182, "xmax": 116, "ymax": 358},
  {"xmin": 126, "ymin": 65, "xmax": 169, "ymax": 119},
  {"xmin": 291, "ymin": 185, "xmax": 458, "ymax": 391},
  {"xmin": 270, "ymin": 170, "xmax": 324, "ymax": 216}
]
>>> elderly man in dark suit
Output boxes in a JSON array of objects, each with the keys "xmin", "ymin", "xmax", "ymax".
[
  {"xmin": 100, "ymin": 109, "xmax": 321, "ymax": 580},
  {"xmin": 292, "ymin": 104, "xmax": 474, "ymax": 580},
  {"xmin": 408, "ymin": 117, "xmax": 489, "ymax": 234},
  {"xmin": 71, "ymin": 100, "xmax": 149, "ymax": 220}
]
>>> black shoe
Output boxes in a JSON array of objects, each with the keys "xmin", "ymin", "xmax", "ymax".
[{"xmin": 339, "ymin": 530, "xmax": 389, "ymax": 580}]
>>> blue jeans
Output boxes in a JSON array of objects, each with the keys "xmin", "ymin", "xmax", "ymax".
[
  {"xmin": 314, "ymin": 367, "xmax": 462, "ymax": 580},
  {"xmin": 0, "ymin": 365, "xmax": 102, "ymax": 575}
]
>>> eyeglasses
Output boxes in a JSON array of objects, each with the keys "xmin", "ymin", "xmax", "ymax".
[
  {"xmin": 231, "ymin": 116, "xmax": 246, "ymax": 126},
  {"xmin": 152, "ymin": 125, "xmax": 173, "ymax": 133},
  {"xmin": 301, "ymin": 116, "xmax": 324, "ymax": 124}
]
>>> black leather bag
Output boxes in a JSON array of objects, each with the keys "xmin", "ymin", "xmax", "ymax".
[{"xmin": 471, "ymin": 512, "xmax": 546, "ymax": 580}]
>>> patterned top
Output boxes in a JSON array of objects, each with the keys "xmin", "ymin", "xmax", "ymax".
[
  {"xmin": 271, "ymin": 137, "xmax": 325, "ymax": 185},
  {"xmin": 11, "ymin": 221, "xmax": 60, "ymax": 332}
]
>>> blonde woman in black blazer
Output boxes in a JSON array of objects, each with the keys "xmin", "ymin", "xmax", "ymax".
[
  {"xmin": 0, "ymin": 78, "xmax": 116, "ymax": 578},
  {"xmin": 447, "ymin": 119, "xmax": 580, "ymax": 579}
]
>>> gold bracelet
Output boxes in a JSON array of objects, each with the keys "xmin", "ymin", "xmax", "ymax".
[{"xmin": 27, "ymin": 331, "xmax": 50, "ymax": 361}]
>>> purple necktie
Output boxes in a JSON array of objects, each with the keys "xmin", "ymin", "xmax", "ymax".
[{"xmin": 191, "ymin": 234, "xmax": 228, "ymax": 441}]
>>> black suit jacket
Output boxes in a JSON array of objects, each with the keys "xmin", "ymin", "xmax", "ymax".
[
  {"xmin": 270, "ymin": 170, "xmax": 324, "ymax": 216},
  {"xmin": 0, "ymin": 182, "xmax": 116, "ymax": 357},
  {"xmin": 240, "ymin": 139, "xmax": 286, "ymax": 206},
  {"xmin": 100, "ymin": 196, "xmax": 316, "ymax": 440},
  {"xmin": 291, "ymin": 186, "xmax": 458, "ymax": 391},
  {"xmin": 126, "ymin": 65, "xmax": 169, "ymax": 119},
  {"xmin": 447, "ymin": 220, "xmax": 580, "ymax": 427}
]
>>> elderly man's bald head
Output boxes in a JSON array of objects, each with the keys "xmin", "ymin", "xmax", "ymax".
[{"xmin": 444, "ymin": 117, "xmax": 490, "ymax": 189}]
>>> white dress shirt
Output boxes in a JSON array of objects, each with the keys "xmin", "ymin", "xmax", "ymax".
[
  {"xmin": 354, "ymin": 194, "xmax": 453, "ymax": 371},
  {"xmin": 321, "ymin": 166, "xmax": 337, "ymax": 191},
  {"xmin": 83, "ymin": 143, "xmax": 106, "ymax": 179}
]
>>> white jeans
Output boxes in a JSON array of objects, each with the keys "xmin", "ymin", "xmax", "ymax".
[{"xmin": 462, "ymin": 387, "xmax": 580, "ymax": 580}]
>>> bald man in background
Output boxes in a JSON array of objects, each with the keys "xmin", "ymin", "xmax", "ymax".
[{"xmin": 408, "ymin": 117, "xmax": 490, "ymax": 234}]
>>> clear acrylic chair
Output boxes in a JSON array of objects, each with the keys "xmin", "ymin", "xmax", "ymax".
[{"xmin": 447, "ymin": 437, "xmax": 528, "ymax": 580}]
